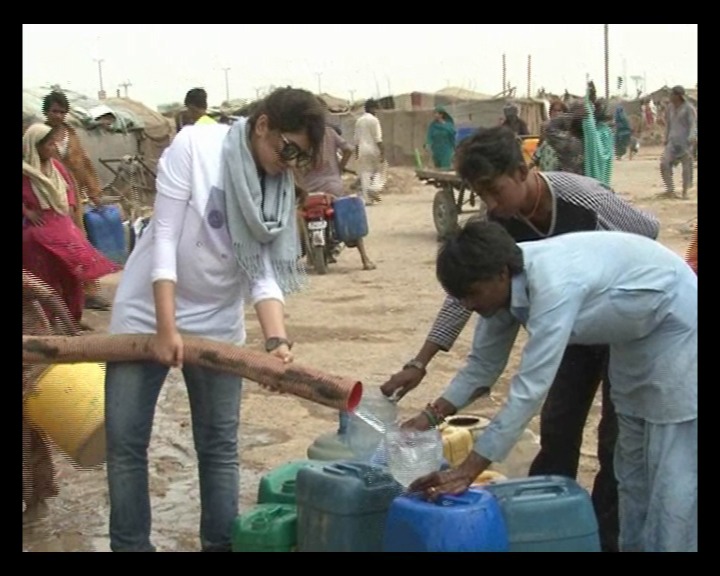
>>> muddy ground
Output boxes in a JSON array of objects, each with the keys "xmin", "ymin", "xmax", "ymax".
[{"xmin": 23, "ymin": 146, "xmax": 697, "ymax": 552}]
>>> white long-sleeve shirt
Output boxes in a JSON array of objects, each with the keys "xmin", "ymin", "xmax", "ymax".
[
  {"xmin": 109, "ymin": 123, "xmax": 284, "ymax": 344},
  {"xmin": 441, "ymin": 231, "xmax": 697, "ymax": 463}
]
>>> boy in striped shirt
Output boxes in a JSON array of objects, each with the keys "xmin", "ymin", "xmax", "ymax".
[{"xmin": 381, "ymin": 126, "xmax": 659, "ymax": 552}]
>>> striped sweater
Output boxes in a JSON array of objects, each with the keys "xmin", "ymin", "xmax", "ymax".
[{"xmin": 427, "ymin": 171, "xmax": 661, "ymax": 350}]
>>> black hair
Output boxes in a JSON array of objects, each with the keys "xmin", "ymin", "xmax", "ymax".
[
  {"xmin": 365, "ymin": 99, "xmax": 378, "ymax": 113},
  {"xmin": 184, "ymin": 88, "xmax": 208, "ymax": 109},
  {"xmin": 248, "ymin": 86, "xmax": 327, "ymax": 165},
  {"xmin": 550, "ymin": 99, "xmax": 568, "ymax": 114},
  {"xmin": 593, "ymin": 98, "xmax": 611, "ymax": 123},
  {"xmin": 454, "ymin": 126, "xmax": 525, "ymax": 185},
  {"xmin": 436, "ymin": 219, "xmax": 525, "ymax": 300},
  {"xmin": 42, "ymin": 91, "xmax": 69, "ymax": 115}
]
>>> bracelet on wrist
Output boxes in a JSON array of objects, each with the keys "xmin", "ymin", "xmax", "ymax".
[
  {"xmin": 421, "ymin": 409, "xmax": 440, "ymax": 428},
  {"xmin": 425, "ymin": 402, "xmax": 445, "ymax": 425}
]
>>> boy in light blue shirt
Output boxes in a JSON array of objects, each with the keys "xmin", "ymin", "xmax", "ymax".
[{"xmin": 407, "ymin": 220, "xmax": 697, "ymax": 552}]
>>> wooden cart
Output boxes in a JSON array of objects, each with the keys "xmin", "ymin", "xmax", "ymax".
[
  {"xmin": 415, "ymin": 168, "xmax": 487, "ymax": 240},
  {"xmin": 416, "ymin": 135, "xmax": 539, "ymax": 240}
]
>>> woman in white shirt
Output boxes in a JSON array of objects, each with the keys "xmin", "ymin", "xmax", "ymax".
[{"xmin": 105, "ymin": 87, "xmax": 326, "ymax": 552}]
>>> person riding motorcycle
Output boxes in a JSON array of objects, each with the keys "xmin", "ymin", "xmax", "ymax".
[{"xmin": 296, "ymin": 124, "xmax": 375, "ymax": 271}]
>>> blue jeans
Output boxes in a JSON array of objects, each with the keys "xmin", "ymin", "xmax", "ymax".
[{"xmin": 105, "ymin": 361, "xmax": 242, "ymax": 552}]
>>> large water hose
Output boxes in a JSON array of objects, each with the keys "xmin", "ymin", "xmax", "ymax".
[{"xmin": 22, "ymin": 334, "xmax": 362, "ymax": 411}]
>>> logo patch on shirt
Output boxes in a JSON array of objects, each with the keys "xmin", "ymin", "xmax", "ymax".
[{"xmin": 208, "ymin": 209, "xmax": 224, "ymax": 229}]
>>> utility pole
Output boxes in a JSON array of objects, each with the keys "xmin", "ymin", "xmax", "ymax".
[
  {"xmin": 631, "ymin": 75, "xmax": 644, "ymax": 97},
  {"xmin": 622, "ymin": 58, "xmax": 628, "ymax": 97},
  {"xmin": 255, "ymin": 87, "xmax": 261, "ymax": 100},
  {"xmin": 527, "ymin": 54, "xmax": 532, "ymax": 98},
  {"xmin": 119, "ymin": 80, "xmax": 132, "ymax": 98},
  {"xmin": 94, "ymin": 58, "xmax": 105, "ymax": 99},
  {"xmin": 604, "ymin": 24, "xmax": 610, "ymax": 101},
  {"xmin": 222, "ymin": 67, "xmax": 231, "ymax": 102},
  {"xmin": 315, "ymin": 72, "xmax": 322, "ymax": 95},
  {"xmin": 502, "ymin": 53, "xmax": 507, "ymax": 96},
  {"xmin": 349, "ymin": 89, "xmax": 356, "ymax": 104}
]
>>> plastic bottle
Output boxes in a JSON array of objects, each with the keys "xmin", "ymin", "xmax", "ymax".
[{"xmin": 346, "ymin": 389, "xmax": 397, "ymax": 461}]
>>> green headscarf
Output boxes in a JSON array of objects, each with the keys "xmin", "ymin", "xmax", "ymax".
[
  {"xmin": 427, "ymin": 106, "xmax": 457, "ymax": 169},
  {"xmin": 434, "ymin": 105, "xmax": 455, "ymax": 125}
]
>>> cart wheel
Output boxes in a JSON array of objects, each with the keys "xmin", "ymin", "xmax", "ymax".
[{"xmin": 433, "ymin": 186, "xmax": 460, "ymax": 240}]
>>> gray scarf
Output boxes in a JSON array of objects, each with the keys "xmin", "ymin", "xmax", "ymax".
[{"xmin": 222, "ymin": 117, "xmax": 305, "ymax": 294}]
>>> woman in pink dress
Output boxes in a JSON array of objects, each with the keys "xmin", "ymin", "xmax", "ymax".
[{"xmin": 22, "ymin": 123, "xmax": 120, "ymax": 323}]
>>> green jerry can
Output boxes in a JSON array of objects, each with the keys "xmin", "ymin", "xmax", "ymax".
[
  {"xmin": 257, "ymin": 459, "xmax": 326, "ymax": 505},
  {"xmin": 231, "ymin": 503, "xmax": 298, "ymax": 552}
]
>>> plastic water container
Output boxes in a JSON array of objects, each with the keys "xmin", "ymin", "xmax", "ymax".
[
  {"xmin": 257, "ymin": 459, "xmax": 325, "ymax": 505},
  {"xmin": 484, "ymin": 475, "xmax": 601, "ymax": 552},
  {"xmin": 385, "ymin": 428, "xmax": 444, "ymax": 489},
  {"xmin": 456, "ymin": 125, "xmax": 477, "ymax": 144},
  {"xmin": 346, "ymin": 388, "xmax": 397, "ymax": 461},
  {"xmin": 295, "ymin": 461, "xmax": 402, "ymax": 551},
  {"xmin": 231, "ymin": 503, "xmax": 297, "ymax": 552},
  {"xmin": 24, "ymin": 362, "xmax": 106, "ymax": 468},
  {"xmin": 83, "ymin": 204, "xmax": 126, "ymax": 264},
  {"xmin": 370, "ymin": 438, "xmax": 452, "ymax": 472},
  {"xmin": 440, "ymin": 425, "xmax": 475, "ymax": 468},
  {"xmin": 521, "ymin": 136, "xmax": 540, "ymax": 166},
  {"xmin": 383, "ymin": 488, "xmax": 509, "ymax": 552},
  {"xmin": 332, "ymin": 195, "xmax": 368, "ymax": 244},
  {"xmin": 306, "ymin": 432, "xmax": 354, "ymax": 461}
]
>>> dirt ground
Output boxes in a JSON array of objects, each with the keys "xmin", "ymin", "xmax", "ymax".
[{"xmin": 22, "ymin": 146, "xmax": 697, "ymax": 552}]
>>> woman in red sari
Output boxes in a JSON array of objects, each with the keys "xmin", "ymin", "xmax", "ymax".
[{"xmin": 22, "ymin": 123, "xmax": 120, "ymax": 323}]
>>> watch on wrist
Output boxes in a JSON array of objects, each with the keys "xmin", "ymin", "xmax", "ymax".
[
  {"xmin": 403, "ymin": 359, "xmax": 426, "ymax": 372},
  {"xmin": 265, "ymin": 337, "xmax": 293, "ymax": 353}
]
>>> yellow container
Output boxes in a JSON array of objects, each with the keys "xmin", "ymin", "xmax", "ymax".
[
  {"xmin": 521, "ymin": 137, "xmax": 540, "ymax": 166},
  {"xmin": 440, "ymin": 425, "xmax": 474, "ymax": 468},
  {"xmin": 444, "ymin": 415, "xmax": 489, "ymax": 440},
  {"xmin": 472, "ymin": 470, "xmax": 507, "ymax": 486},
  {"xmin": 24, "ymin": 363, "xmax": 106, "ymax": 468}
]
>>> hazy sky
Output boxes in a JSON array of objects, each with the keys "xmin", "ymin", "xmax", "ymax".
[{"xmin": 23, "ymin": 24, "xmax": 697, "ymax": 108}]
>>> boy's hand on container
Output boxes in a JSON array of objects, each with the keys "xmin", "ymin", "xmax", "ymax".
[
  {"xmin": 380, "ymin": 366, "xmax": 425, "ymax": 400},
  {"xmin": 401, "ymin": 412, "xmax": 433, "ymax": 431},
  {"xmin": 408, "ymin": 468, "xmax": 475, "ymax": 501}
]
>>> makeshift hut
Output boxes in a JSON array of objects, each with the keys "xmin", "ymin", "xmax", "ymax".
[{"xmin": 23, "ymin": 87, "xmax": 174, "ymax": 208}]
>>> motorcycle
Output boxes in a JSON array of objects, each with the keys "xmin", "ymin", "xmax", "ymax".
[{"xmin": 298, "ymin": 192, "xmax": 340, "ymax": 275}]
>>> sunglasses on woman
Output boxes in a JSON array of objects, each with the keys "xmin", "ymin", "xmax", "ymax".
[{"xmin": 280, "ymin": 134, "xmax": 312, "ymax": 168}]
